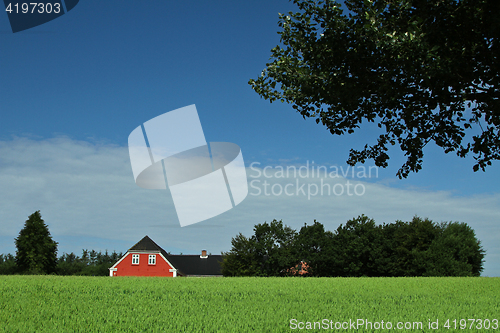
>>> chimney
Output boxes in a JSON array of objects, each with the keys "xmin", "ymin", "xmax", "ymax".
[{"xmin": 200, "ymin": 250, "xmax": 208, "ymax": 258}]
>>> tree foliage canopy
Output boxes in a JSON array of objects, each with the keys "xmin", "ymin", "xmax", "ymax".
[
  {"xmin": 222, "ymin": 220, "xmax": 297, "ymax": 276},
  {"xmin": 56, "ymin": 249, "xmax": 123, "ymax": 276},
  {"xmin": 250, "ymin": 0, "xmax": 499, "ymax": 178},
  {"xmin": 222, "ymin": 215, "xmax": 485, "ymax": 277},
  {"xmin": 15, "ymin": 211, "xmax": 58, "ymax": 274}
]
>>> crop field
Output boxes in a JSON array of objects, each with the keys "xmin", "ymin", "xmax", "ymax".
[{"xmin": 0, "ymin": 276, "xmax": 498, "ymax": 332}]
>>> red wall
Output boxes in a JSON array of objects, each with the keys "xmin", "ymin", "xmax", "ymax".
[{"xmin": 113, "ymin": 253, "xmax": 175, "ymax": 277}]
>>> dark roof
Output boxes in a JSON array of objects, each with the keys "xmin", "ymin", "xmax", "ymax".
[
  {"xmin": 128, "ymin": 235, "xmax": 165, "ymax": 252},
  {"xmin": 128, "ymin": 236, "xmax": 223, "ymax": 276},
  {"xmin": 166, "ymin": 255, "xmax": 223, "ymax": 276}
]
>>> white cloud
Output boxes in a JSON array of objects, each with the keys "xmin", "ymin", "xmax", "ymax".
[{"xmin": 0, "ymin": 137, "xmax": 498, "ymax": 276}]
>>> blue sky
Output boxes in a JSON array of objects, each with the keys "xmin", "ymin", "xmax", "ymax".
[{"xmin": 1, "ymin": 1, "xmax": 499, "ymax": 276}]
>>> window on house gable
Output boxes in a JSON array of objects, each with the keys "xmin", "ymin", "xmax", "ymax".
[
  {"xmin": 148, "ymin": 254, "xmax": 156, "ymax": 265},
  {"xmin": 132, "ymin": 254, "xmax": 139, "ymax": 265}
]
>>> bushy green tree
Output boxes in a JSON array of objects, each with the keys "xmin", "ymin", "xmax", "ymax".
[
  {"xmin": 250, "ymin": 0, "xmax": 500, "ymax": 178},
  {"xmin": 293, "ymin": 220, "xmax": 335, "ymax": 276},
  {"xmin": 424, "ymin": 222, "xmax": 485, "ymax": 276},
  {"xmin": 221, "ymin": 233, "xmax": 261, "ymax": 277},
  {"xmin": 384, "ymin": 216, "xmax": 440, "ymax": 276},
  {"xmin": 0, "ymin": 254, "xmax": 16, "ymax": 275},
  {"xmin": 332, "ymin": 215, "xmax": 386, "ymax": 277},
  {"xmin": 15, "ymin": 211, "xmax": 58, "ymax": 274},
  {"xmin": 222, "ymin": 220, "xmax": 297, "ymax": 276},
  {"xmin": 253, "ymin": 220, "xmax": 298, "ymax": 276}
]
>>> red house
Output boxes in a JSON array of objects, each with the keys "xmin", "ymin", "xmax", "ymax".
[{"xmin": 109, "ymin": 236, "xmax": 223, "ymax": 277}]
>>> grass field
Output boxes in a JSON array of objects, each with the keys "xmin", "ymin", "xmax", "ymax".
[{"xmin": 0, "ymin": 276, "xmax": 498, "ymax": 332}]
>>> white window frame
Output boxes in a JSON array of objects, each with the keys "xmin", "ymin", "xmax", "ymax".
[
  {"xmin": 132, "ymin": 254, "xmax": 139, "ymax": 265},
  {"xmin": 148, "ymin": 254, "xmax": 156, "ymax": 265}
]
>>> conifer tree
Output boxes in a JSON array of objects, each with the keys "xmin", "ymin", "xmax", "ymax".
[{"xmin": 15, "ymin": 211, "xmax": 58, "ymax": 274}]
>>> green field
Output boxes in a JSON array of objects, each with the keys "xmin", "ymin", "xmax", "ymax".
[{"xmin": 0, "ymin": 276, "xmax": 498, "ymax": 332}]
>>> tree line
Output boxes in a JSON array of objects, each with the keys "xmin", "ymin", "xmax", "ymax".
[
  {"xmin": 0, "ymin": 211, "xmax": 122, "ymax": 276},
  {"xmin": 221, "ymin": 215, "xmax": 485, "ymax": 277},
  {"xmin": 2, "ymin": 211, "xmax": 486, "ymax": 277}
]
